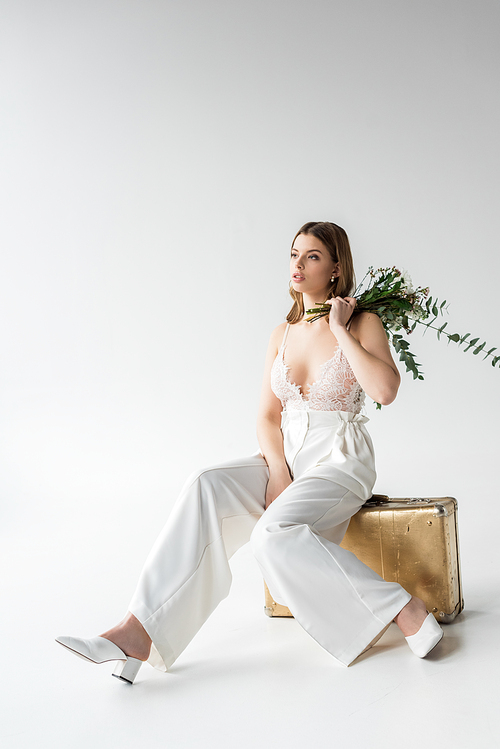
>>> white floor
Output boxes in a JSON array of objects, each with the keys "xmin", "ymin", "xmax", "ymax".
[{"xmin": 2, "ymin": 502, "xmax": 499, "ymax": 749}]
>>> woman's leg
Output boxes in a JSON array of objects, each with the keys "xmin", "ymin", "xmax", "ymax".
[
  {"xmin": 393, "ymin": 596, "xmax": 431, "ymax": 635},
  {"xmin": 113, "ymin": 452, "xmax": 269, "ymax": 671},
  {"xmin": 100, "ymin": 612, "xmax": 152, "ymax": 661},
  {"xmin": 250, "ymin": 463, "xmax": 413, "ymax": 667}
]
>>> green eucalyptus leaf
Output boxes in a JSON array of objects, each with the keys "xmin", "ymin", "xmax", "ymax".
[
  {"xmin": 407, "ymin": 358, "xmax": 418, "ymax": 375},
  {"xmin": 464, "ymin": 337, "xmax": 479, "ymax": 352},
  {"xmin": 422, "ymin": 316, "xmax": 437, "ymax": 335}
]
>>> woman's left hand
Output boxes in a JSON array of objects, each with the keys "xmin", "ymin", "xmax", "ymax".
[{"xmin": 325, "ymin": 296, "xmax": 357, "ymax": 332}]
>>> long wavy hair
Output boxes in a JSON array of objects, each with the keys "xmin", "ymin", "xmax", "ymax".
[{"xmin": 286, "ymin": 221, "xmax": 356, "ymax": 324}]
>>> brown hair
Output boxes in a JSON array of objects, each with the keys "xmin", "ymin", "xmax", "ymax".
[{"xmin": 286, "ymin": 221, "xmax": 356, "ymax": 324}]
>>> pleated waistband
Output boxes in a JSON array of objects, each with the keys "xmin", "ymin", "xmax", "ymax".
[
  {"xmin": 281, "ymin": 409, "xmax": 369, "ymax": 432},
  {"xmin": 280, "ymin": 408, "xmax": 375, "ymax": 484}
]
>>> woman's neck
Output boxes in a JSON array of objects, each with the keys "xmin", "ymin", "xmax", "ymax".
[{"xmin": 300, "ymin": 290, "xmax": 331, "ymax": 322}]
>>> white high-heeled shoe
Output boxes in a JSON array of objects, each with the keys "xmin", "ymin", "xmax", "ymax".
[
  {"xmin": 55, "ymin": 635, "xmax": 143, "ymax": 683},
  {"xmin": 405, "ymin": 612, "xmax": 444, "ymax": 658}
]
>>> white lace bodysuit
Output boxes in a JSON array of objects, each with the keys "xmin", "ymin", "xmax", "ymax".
[{"xmin": 270, "ymin": 322, "xmax": 366, "ymax": 414}]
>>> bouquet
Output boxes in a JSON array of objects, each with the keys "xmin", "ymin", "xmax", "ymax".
[{"xmin": 305, "ymin": 266, "xmax": 498, "ymax": 408}]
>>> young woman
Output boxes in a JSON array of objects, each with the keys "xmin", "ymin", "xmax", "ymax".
[{"xmin": 56, "ymin": 221, "xmax": 443, "ymax": 683}]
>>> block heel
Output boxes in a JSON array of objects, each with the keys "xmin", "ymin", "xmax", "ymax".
[{"xmin": 112, "ymin": 657, "xmax": 143, "ymax": 684}]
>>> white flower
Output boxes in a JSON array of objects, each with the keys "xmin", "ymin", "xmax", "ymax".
[
  {"xmin": 399, "ymin": 269, "xmax": 414, "ymax": 293},
  {"xmin": 407, "ymin": 304, "xmax": 428, "ymax": 322}
]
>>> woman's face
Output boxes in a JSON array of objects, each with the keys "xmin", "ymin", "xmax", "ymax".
[{"xmin": 290, "ymin": 233, "xmax": 338, "ymax": 295}]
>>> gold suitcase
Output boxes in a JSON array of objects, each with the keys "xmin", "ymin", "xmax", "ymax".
[{"xmin": 264, "ymin": 495, "xmax": 464, "ymax": 623}]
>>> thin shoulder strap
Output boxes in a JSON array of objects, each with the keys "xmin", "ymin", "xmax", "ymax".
[{"xmin": 280, "ymin": 323, "xmax": 290, "ymax": 349}]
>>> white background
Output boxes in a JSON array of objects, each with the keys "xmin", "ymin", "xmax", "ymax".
[{"xmin": 1, "ymin": 1, "xmax": 499, "ymax": 747}]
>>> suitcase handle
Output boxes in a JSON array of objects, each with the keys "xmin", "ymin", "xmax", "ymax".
[{"xmin": 365, "ymin": 495, "xmax": 432, "ymax": 505}]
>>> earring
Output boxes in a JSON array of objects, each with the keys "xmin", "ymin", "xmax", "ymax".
[{"xmin": 330, "ymin": 274, "xmax": 336, "ymax": 282}]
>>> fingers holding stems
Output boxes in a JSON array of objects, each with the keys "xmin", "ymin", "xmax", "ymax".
[{"xmin": 325, "ymin": 296, "xmax": 357, "ymax": 332}]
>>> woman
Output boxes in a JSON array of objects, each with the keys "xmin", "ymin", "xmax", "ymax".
[{"xmin": 56, "ymin": 221, "xmax": 443, "ymax": 683}]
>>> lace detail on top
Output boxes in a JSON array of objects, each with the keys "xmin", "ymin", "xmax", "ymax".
[{"xmin": 270, "ymin": 323, "xmax": 366, "ymax": 413}]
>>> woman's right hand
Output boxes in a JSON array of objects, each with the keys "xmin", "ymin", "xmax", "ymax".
[{"xmin": 265, "ymin": 466, "xmax": 293, "ymax": 510}]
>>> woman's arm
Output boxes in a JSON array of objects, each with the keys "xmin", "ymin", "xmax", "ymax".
[
  {"xmin": 256, "ymin": 324, "xmax": 290, "ymax": 471},
  {"xmin": 327, "ymin": 299, "xmax": 401, "ymax": 406},
  {"xmin": 256, "ymin": 325, "xmax": 293, "ymax": 507}
]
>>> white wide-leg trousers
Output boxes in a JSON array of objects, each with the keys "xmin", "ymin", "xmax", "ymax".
[{"xmin": 128, "ymin": 409, "xmax": 411, "ymax": 670}]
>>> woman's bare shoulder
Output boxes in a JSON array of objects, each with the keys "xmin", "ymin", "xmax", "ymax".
[
  {"xmin": 349, "ymin": 311, "xmax": 384, "ymax": 340},
  {"xmin": 350, "ymin": 311, "xmax": 384, "ymax": 329},
  {"xmin": 273, "ymin": 320, "xmax": 289, "ymax": 334},
  {"xmin": 266, "ymin": 321, "xmax": 288, "ymax": 351}
]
